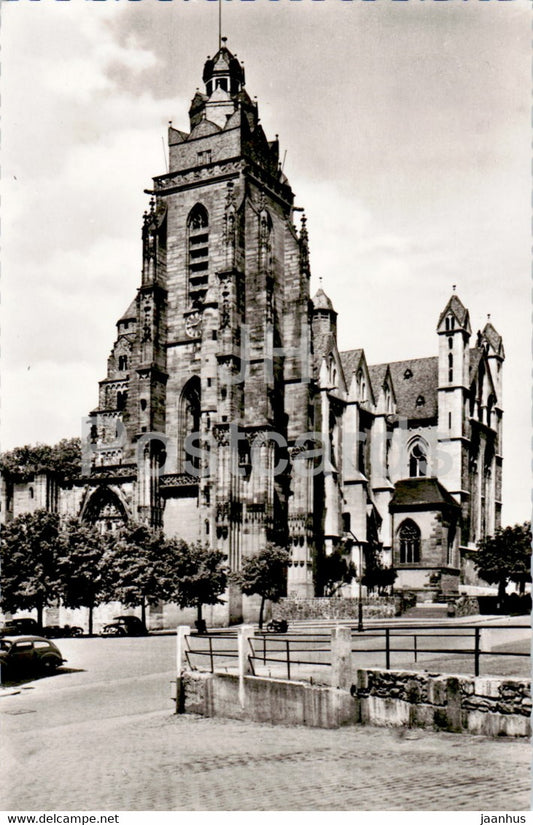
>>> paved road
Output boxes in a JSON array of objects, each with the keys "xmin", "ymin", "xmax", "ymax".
[{"xmin": 0, "ymin": 635, "xmax": 530, "ymax": 812}]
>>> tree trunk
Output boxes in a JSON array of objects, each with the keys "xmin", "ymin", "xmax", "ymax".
[
  {"xmin": 497, "ymin": 578, "xmax": 507, "ymax": 610},
  {"xmin": 259, "ymin": 596, "xmax": 265, "ymax": 630},
  {"xmin": 195, "ymin": 602, "xmax": 207, "ymax": 634},
  {"xmin": 141, "ymin": 598, "xmax": 146, "ymax": 627},
  {"xmin": 36, "ymin": 603, "xmax": 43, "ymax": 632},
  {"xmin": 88, "ymin": 605, "xmax": 94, "ymax": 637}
]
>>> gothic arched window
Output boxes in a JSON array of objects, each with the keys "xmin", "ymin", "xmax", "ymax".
[
  {"xmin": 357, "ymin": 369, "xmax": 366, "ymax": 402},
  {"xmin": 384, "ymin": 383, "xmax": 393, "ymax": 413},
  {"xmin": 398, "ymin": 519, "xmax": 421, "ymax": 564},
  {"xmin": 118, "ymin": 355, "xmax": 128, "ymax": 371},
  {"xmin": 179, "ymin": 377, "xmax": 201, "ymax": 474},
  {"xmin": 187, "ymin": 204, "xmax": 209, "ymax": 304},
  {"xmin": 448, "ymin": 352, "xmax": 453, "ymax": 383},
  {"xmin": 409, "ymin": 439, "xmax": 428, "ymax": 478}
]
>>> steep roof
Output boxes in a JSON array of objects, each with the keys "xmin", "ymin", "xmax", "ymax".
[
  {"xmin": 313, "ymin": 331, "xmax": 337, "ymax": 377},
  {"xmin": 438, "ymin": 294, "xmax": 470, "ymax": 330},
  {"xmin": 390, "ymin": 478, "xmax": 460, "ymax": 510},
  {"xmin": 370, "ymin": 356, "xmax": 438, "ymax": 420},
  {"xmin": 339, "ymin": 349, "xmax": 364, "ymax": 382},
  {"xmin": 482, "ymin": 322, "xmax": 504, "ymax": 357},
  {"xmin": 312, "ymin": 288, "xmax": 335, "ymax": 313},
  {"xmin": 368, "ymin": 364, "xmax": 388, "ymax": 396},
  {"xmin": 118, "ymin": 299, "xmax": 137, "ymax": 323},
  {"xmin": 468, "ymin": 347, "xmax": 483, "ymax": 383}
]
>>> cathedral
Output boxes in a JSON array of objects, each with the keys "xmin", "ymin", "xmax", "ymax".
[{"xmin": 3, "ymin": 42, "xmax": 504, "ymax": 623}]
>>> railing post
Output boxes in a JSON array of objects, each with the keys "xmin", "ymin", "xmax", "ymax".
[
  {"xmin": 209, "ymin": 635, "xmax": 214, "ymax": 673},
  {"xmin": 474, "ymin": 626, "xmax": 480, "ymax": 677},
  {"xmin": 238, "ymin": 625, "xmax": 254, "ymax": 708},
  {"xmin": 413, "ymin": 634, "xmax": 417, "ymax": 664},
  {"xmin": 331, "ymin": 625, "xmax": 353, "ymax": 690},
  {"xmin": 385, "ymin": 628, "xmax": 391, "ymax": 670},
  {"xmin": 175, "ymin": 625, "xmax": 191, "ymax": 714},
  {"xmin": 263, "ymin": 634, "xmax": 266, "ymax": 665}
]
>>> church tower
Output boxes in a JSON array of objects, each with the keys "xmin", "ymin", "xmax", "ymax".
[{"xmin": 83, "ymin": 40, "xmax": 316, "ymax": 618}]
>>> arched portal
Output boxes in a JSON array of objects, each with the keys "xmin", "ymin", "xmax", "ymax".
[{"xmin": 82, "ymin": 486, "xmax": 128, "ymax": 534}]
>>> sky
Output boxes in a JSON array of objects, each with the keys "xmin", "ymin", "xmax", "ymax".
[{"xmin": 1, "ymin": 0, "xmax": 530, "ymax": 526}]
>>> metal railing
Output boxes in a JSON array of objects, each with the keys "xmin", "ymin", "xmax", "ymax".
[
  {"xmin": 348, "ymin": 624, "xmax": 530, "ymax": 677},
  {"xmin": 182, "ymin": 624, "xmax": 530, "ymax": 680},
  {"xmin": 184, "ymin": 632, "xmax": 239, "ymax": 673},
  {"xmin": 249, "ymin": 632, "xmax": 331, "ymax": 680}
]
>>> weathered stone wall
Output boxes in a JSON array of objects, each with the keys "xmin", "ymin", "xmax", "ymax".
[
  {"xmin": 273, "ymin": 597, "xmax": 397, "ymax": 621},
  {"xmin": 355, "ymin": 669, "xmax": 531, "ymax": 737},
  {"xmin": 454, "ymin": 595, "xmax": 480, "ymax": 617}
]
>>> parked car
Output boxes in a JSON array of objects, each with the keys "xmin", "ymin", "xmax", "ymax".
[
  {"xmin": 0, "ymin": 618, "xmax": 42, "ymax": 636},
  {"xmin": 0, "ymin": 635, "xmax": 66, "ymax": 680},
  {"xmin": 266, "ymin": 619, "xmax": 288, "ymax": 633},
  {"xmin": 101, "ymin": 616, "xmax": 148, "ymax": 637},
  {"xmin": 43, "ymin": 624, "xmax": 83, "ymax": 639}
]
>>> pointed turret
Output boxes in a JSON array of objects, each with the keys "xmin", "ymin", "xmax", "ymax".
[
  {"xmin": 437, "ymin": 292, "xmax": 471, "ymax": 336},
  {"xmin": 437, "ymin": 291, "xmax": 471, "ymax": 390},
  {"xmin": 478, "ymin": 317, "xmax": 504, "ymax": 407},
  {"xmin": 189, "ymin": 38, "xmax": 251, "ymax": 130},
  {"xmin": 312, "ymin": 286, "xmax": 337, "ymax": 338}
]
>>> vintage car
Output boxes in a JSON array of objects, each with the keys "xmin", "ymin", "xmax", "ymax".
[
  {"xmin": 101, "ymin": 616, "xmax": 148, "ymax": 637},
  {"xmin": 0, "ymin": 635, "xmax": 66, "ymax": 679},
  {"xmin": 43, "ymin": 624, "xmax": 83, "ymax": 639},
  {"xmin": 0, "ymin": 618, "xmax": 42, "ymax": 636}
]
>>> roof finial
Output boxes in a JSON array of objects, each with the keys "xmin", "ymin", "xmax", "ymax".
[
  {"xmin": 452, "ymin": 284, "xmax": 456, "ymax": 293},
  {"xmin": 487, "ymin": 313, "xmax": 491, "ymax": 321},
  {"xmin": 319, "ymin": 276, "xmax": 323, "ymax": 287}
]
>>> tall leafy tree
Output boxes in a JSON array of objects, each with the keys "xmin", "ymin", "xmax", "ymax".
[
  {"xmin": 0, "ymin": 509, "xmax": 62, "ymax": 627},
  {"xmin": 0, "ymin": 438, "xmax": 82, "ymax": 482},
  {"xmin": 171, "ymin": 542, "xmax": 228, "ymax": 631},
  {"xmin": 319, "ymin": 550, "xmax": 357, "ymax": 597},
  {"xmin": 362, "ymin": 541, "xmax": 397, "ymax": 596},
  {"xmin": 231, "ymin": 544, "xmax": 290, "ymax": 629},
  {"xmin": 474, "ymin": 522, "xmax": 532, "ymax": 602},
  {"xmin": 106, "ymin": 523, "xmax": 183, "ymax": 626},
  {"xmin": 57, "ymin": 518, "xmax": 110, "ymax": 635}
]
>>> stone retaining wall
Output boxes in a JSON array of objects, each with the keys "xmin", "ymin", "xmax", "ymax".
[
  {"xmin": 355, "ymin": 669, "xmax": 531, "ymax": 737},
  {"xmin": 454, "ymin": 596, "xmax": 480, "ymax": 617},
  {"xmin": 179, "ymin": 668, "xmax": 531, "ymax": 737},
  {"xmin": 273, "ymin": 597, "xmax": 398, "ymax": 621}
]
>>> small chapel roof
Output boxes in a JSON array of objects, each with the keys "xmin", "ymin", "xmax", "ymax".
[{"xmin": 390, "ymin": 478, "xmax": 460, "ymax": 511}]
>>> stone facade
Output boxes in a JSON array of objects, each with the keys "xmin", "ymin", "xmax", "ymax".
[{"xmin": 1, "ymin": 40, "xmax": 505, "ymax": 617}]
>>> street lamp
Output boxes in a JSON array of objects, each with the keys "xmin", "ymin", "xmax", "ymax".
[{"xmin": 343, "ymin": 529, "xmax": 365, "ymax": 633}]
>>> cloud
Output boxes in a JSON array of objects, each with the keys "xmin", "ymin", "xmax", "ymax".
[{"xmin": 1, "ymin": 0, "xmax": 529, "ymax": 526}]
